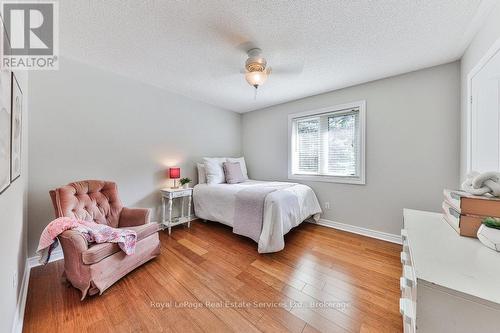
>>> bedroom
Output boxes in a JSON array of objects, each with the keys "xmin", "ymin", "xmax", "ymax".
[{"xmin": 2, "ymin": 0, "xmax": 500, "ymax": 332}]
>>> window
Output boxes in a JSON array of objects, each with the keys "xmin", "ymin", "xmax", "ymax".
[{"xmin": 288, "ymin": 101, "xmax": 366, "ymax": 184}]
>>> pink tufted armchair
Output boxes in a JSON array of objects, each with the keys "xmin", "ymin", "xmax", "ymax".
[{"xmin": 49, "ymin": 180, "xmax": 160, "ymax": 299}]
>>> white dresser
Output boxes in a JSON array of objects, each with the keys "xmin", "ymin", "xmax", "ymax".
[{"xmin": 401, "ymin": 209, "xmax": 500, "ymax": 333}]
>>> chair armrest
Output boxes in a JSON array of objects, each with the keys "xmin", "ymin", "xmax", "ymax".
[
  {"xmin": 119, "ymin": 207, "xmax": 150, "ymax": 227},
  {"xmin": 58, "ymin": 230, "xmax": 88, "ymax": 253}
]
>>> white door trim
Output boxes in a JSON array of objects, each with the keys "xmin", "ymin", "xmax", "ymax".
[{"xmin": 466, "ymin": 37, "xmax": 500, "ymax": 174}]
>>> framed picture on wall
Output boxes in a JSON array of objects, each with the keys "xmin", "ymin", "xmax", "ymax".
[
  {"xmin": 11, "ymin": 73, "xmax": 22, "ymax": 182},
  {"xmin": 0, "ymin": 17, "xmax": 12, "ymax": 194},
  {"xmin": 0, "ymin": 68, "xmax": 10, "ymax": 194}
]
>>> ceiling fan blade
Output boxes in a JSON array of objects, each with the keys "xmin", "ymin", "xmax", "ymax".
[
  {"xmin": 269, "ymin": 63, "xmax": 304, "ymax": 75},
  {"xmin": 209, "ymin": 65, "xmax": 244, "ymax": 78},
  {"xmin": 236, "ymin": 41, "xmax": 258, "ymax": 54},
  {"xmin": 209, "ymin": 23, "xmax": 250, "ymax": 47}
]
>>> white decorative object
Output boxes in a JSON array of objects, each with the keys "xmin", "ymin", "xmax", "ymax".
[
  {"xmin": 462, "ymin": 171, "xmax": 500, "ymax": 196},
  {"xmin": 160, "ymin": 187, "xmax": 195, "ymax": 235},
  {"xmin": 203, "ymin": 157, "xmax": 226, "ymax": 184},
  {"xmin": 401, "ymin": 209, "xmax": 500, "ymax": 333},
  {"xmin": 226, "ymin": 157, "xmax": 249, "ymax": 179},
  {"xmin": 477, "ymin": 224, "xmax": 500, "ymax": 251}
]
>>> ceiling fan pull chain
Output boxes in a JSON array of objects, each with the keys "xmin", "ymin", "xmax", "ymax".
[{"xmin": 254, "ymin": 86, "xmax": 258, "ymax": 100}]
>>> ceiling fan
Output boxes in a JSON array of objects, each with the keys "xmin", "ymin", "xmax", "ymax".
[
  {"xmin": 243, "ymin": 47, "xmax": 271, "ymax": 91},
  {"xmin": 239, "ymin": 45, "xmax": 303, "ymax": 98},
  {"xmin": 209, "ymin": 25, "xmax": 303, "ymax": 97}
]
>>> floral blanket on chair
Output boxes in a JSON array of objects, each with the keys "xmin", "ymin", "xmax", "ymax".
[{"xmin": 37, "ymin": 217, "xmax": 137, "ymax": 265}]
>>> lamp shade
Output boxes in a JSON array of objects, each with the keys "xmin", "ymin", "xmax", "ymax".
[
  {"xmin": 245, "ymin": 70, "xmax": 268, "ymax": 87},
  {"xmin": 169, "ymin": 167, "xmax": 180, "ymax": 179}
]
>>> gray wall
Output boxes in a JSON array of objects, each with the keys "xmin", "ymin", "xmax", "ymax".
[
  {"xmin": 242, "ymin": 62, "xmax": 460, "ymax": 235},
  {"xmin": 27, "ymin": 57, "xmax": 242, "ymax": 256},
  {"xmin": 0, "ymin": 71, "xmax": 28, "ymax": 332},
  {"xmin": 460, "ymin": 4, "xmax": 500, "ymax": 180}
]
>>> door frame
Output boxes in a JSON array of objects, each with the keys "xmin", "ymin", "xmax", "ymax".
[{"xmin": 466, "ymin": 37, "xmax": 500, "ymax": 173}]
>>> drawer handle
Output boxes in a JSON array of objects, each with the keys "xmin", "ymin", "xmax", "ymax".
[
  {"xmin": 403, "ymin": 265, "xmax": 415, "ymax": 287},
  {"xmin": 399, "ymin": 298, "xmax": 414, "ymax": 323},
  {"xmin": 400, "ymin": 277, "xmax": 411, "ymax": 290},
  {"xmin": 400, "ymin": 252, "xmax": 409, "ymax": 264}
]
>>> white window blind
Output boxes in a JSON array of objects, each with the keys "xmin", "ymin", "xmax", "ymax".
[
  {"xmin": 289, "ymin": 101, "xmax": 365, "ymax": 184},
  {"xmin": 296, "ymin": 118, "xmax": 320, "ymax": 173},
  {"xmin": 327, "ymin": 111, "xmax": 358, "ymax": 176}
]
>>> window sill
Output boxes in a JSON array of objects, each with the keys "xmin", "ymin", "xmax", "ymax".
[{"xmin": 288, "ymin": 173, "xmax": 365, "ymax": 185}]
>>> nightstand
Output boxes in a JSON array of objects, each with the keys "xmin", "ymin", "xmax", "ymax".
[{"xmin": 160, "ymin": 187, "xmax": 195, "ymax": 234}]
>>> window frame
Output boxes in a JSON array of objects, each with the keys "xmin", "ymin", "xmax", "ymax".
[{"xmin": 288, "ymin": 100, "xmax": 366, "ymax": 185}]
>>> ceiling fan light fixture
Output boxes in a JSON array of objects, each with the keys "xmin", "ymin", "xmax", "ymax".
[{"xmin": 245, "ymin": 70, "xmax": 268, "ymax": 88}]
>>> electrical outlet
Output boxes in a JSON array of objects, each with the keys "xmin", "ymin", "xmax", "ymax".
[
  {"xmin": 13, "ymin": 272, "xmax": 18, "ymax": 289},
  {"xmin": 324, "ymin": 202, "xmax": 331, "ymax": 209}
]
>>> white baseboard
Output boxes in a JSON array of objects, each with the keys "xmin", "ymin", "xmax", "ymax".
[
  {"xmin": 12, "ymin": 247, "xmax": 64, "ymax": 333},
  {"xmin": 311, "ymin": 218, "xmax": 402, "ymax": 244},
  {"xmin": 11, "ymin": 261, "xmax": 31, "ymax": 333},
  {"xmin": 27, "ymin": 247, "xmax": 64, "ymax": 268}
]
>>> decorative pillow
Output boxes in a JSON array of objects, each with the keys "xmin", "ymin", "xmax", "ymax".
[
  {"xmin": 197, "ymin": 163, "xmax": 206, "ymax": 184},
  {"xmin": 223, "ymin": 162, "xmax": 245, "ymax": 184},
  {"xmin": 226, "ymin": 157, "xmax": 249, "ymax": 180},
  {"xmin": 203, "ymin": 157, "xmax": 227, "ymax": 184}
]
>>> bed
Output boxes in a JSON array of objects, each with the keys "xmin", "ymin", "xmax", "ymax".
[{"xmin": 193, "ymin": 180, "xmax": 322, "ymax": 253}]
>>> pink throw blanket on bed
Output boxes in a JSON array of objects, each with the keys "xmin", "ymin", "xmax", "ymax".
[
  {"xmin": 37, "ymin": 217, "xmax": 137, "ymax": 265},
  {"xmin": 233, "ymin": 182, "xmax": 297, "ymax": 243}
]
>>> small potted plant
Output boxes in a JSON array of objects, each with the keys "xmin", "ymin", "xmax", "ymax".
[{"xmin": 179, "ymin": 177, "xmax": 192, "ymax": 189}]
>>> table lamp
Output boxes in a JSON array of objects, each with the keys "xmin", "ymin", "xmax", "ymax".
[{"xmin": 169, "ymin": 167, "xmax": 180, "ymax": 189}]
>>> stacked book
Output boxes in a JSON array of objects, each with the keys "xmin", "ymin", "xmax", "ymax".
[{"xmin": 442, "ymin": 189, "xmax": 500, "ymax": 238}]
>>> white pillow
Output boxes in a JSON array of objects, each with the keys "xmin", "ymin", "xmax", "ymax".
[
  {"xmin": 227, "ymin": 157, "xmax": 248, "ymax": 180},
  {"xmin": 197, "ymin": 163, "xmax": 206, "ymax": 184},
  {"xmin": 203, "ymin": 157, "xmax": 227, "ymax": 184}
]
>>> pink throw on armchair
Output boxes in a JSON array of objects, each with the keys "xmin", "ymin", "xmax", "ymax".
[{"xmin": 49, "ymin": 180, "xmax": 160, "ymax": 299}]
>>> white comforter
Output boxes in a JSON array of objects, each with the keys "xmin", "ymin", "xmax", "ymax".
[{"xmin": 193, "ymin": 180, "xmax": 322, "ymax": 253}]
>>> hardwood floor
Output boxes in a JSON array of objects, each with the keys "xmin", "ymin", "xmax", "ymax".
[{"xmin": 23, "ymin": 220, "xmax": 403, "ymax": 333}]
